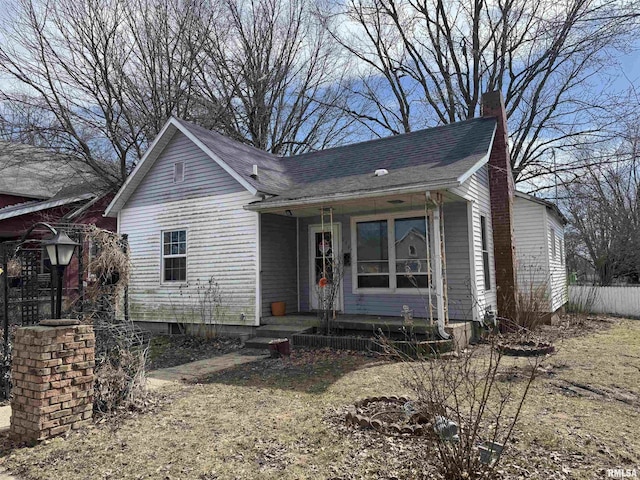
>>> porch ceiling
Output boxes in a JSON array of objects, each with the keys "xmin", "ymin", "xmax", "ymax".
[{"xmin": 255, "ymin": 190, "xmax": 466, "ymax": 218}]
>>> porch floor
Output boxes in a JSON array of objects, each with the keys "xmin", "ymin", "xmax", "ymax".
[{"xmin": 262, "ymin": 313, "xmax": 472, "ymax": 346}]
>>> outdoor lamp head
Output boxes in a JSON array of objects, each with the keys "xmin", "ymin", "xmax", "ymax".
[{"xmin": 44, "ymin": 231, "xmax": 79, "ymax": 267}]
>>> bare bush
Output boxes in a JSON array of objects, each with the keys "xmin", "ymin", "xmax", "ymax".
[
  {"xmin": 383, "ymin": 335, "xmax": 540, "ymax": 479},
  {"xmin": 93, "ymin": 318, "xmax": 149, "ymax": 415},
  {"xmin": 169, "ymin": 276, "xmax": 228, "ymax": 337}
]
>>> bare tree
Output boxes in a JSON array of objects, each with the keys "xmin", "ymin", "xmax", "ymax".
[
  {"xmin": 0, "ymin": 0, "xmax": 138, "ymax": 187},
  {"xmin": 320, "ymin": 0, "xmax": 640, "ymax": 182},
  {"xmin": 122, "ymin": 0, "xmax": 213, "ymax": 142},
  {"xmin": 564, "ymin": 130, "xmax": 640, "ymax": 285},
  {"xmin": 196, "ymin": 0, "xmax": 354, "ymax": 155}
]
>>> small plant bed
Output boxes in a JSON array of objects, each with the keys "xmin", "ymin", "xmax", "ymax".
[
  {"xmin": 147, "ymin": 334, "xmax": 241, "ymax": 370},
  {"xmin": 293, "ymin": 329, "xmax": 452, "ymax": 356},
  {"xmin": 346, "ymin": 396, "xmax": 432, "ymax": 436},
  {"xmin": 497, "ymin": 340, "xmax": 555, "ymax": 356}
]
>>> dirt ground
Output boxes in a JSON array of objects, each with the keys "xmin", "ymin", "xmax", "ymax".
[
  {"xmin": 0, "ymin": 316, "xmax": 638, "ymax": 479},
  {"xmin": 147, "ymin": 335, "xmax": 242, "ymax": 370}
]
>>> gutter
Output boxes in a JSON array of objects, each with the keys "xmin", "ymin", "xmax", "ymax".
[
  {"xmin": 244, "ymin": 181, "xmax": 460, "ymax": 212},
  {"xmin": 0, "ymin": 193, "xmax": 95, "ymax": 221}
]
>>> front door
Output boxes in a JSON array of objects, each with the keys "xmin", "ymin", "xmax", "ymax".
[{"xmin": 309, "ymin": 223, "xmax": 343, "ymax": 311}]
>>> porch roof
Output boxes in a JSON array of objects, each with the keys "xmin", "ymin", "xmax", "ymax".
[{"xmin": 246, "ymin": 117, "xmax": 496, "ymax": 210}]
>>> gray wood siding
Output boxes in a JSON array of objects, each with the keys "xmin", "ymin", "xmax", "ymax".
[
  {"xmin": 260, "ymin": 214, "xmax": 298, "ymax": 317},
  {"xmin": 451, "ymin": 165, "xmax": 497, "ymax": 318},
  {"xmin": 298, "ymin": 202, "xmax": 473, "ymax": 320},
  {"xmin": 127, "ymin": 131, "xmax": 244, "ymax": 208}
]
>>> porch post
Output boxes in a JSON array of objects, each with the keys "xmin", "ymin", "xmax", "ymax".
[{"xmin": 432, "ymin": 205, "xmax": 446, "ymax": 325}]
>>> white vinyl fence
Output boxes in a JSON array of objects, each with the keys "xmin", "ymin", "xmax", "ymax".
[{"xmin": 568, "ymin": 285, "xmax": 640, "ymax": 317}]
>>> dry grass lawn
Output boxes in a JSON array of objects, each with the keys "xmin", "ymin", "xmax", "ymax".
[{"xmin": 1, "ymin": 317, "xmax": 638, "ymax": 479}]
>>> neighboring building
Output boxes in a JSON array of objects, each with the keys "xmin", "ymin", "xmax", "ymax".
[
  {"xmin": 105, "ymin": 91, "xmax": 564, "ymax": 335},
  {"xmin": 0, "ymin": 142, "xmax": 116, "ymax": 310},
  {"xmin": 513, "ymin": 191, "xmax": 568, "ymax": 316}
]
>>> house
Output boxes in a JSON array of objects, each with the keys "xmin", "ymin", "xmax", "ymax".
[
  {"xmin": 513, "ymin": 191, "xmax": 568, "ymax": 319},
  {"xmin": 105, "ymin": 91, "xmax": 565, "ymax": 337},
  {"xmin": 0, "ymin": 142, "xmax": 116, "ymax": 240},
  {"xmin": 0, "ymin": 142, "xmax": 116, "ymax": 320}
]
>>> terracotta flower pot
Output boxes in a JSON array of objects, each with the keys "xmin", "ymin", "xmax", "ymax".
[{"xmin": 271, "ymin": 301, "xmax": 286, "ymax": 316}]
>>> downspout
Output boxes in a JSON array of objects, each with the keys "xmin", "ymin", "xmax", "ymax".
[
  {"xmin": 427, "ymin": 192, "xmax": 450, "ymax": 340},
  {"xmin": 296, "ymin": 217, "xmax": 300, "ymax": 313}
]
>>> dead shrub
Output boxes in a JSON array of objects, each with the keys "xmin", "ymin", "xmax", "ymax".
[
  {"xmin": 94, "ymin": 349, "xmax": 147, "ymax": 414},
  {"xmin": 93, "ymin": 318, "xmax": 149, "ymax": 415},
  {"xmin": 381, "ymin": 334, "xmax": 541, "ymax": 479}
]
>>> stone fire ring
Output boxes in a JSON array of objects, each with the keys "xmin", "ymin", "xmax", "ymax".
[
  {"xmin": 345, "ymin": 396, "xmax": 431, "ymax": 436},
  {"xmin": 497, "ymin": 341, "xmax": 555, "ymax": 357}
]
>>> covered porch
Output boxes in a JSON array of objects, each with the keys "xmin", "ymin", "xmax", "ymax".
[{"xmin": 254, "ymin": 188, "xmax": 488, "ymax": 337}]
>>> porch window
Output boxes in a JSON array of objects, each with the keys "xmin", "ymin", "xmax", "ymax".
[
  {"xmin": 356, "ymin": 220, "xmax": 389, "ymax": 288},
  {"xmin": 395, "ymin": 217, "xmax": 429, "ymax": 288},
  {"xmin": 354, "ymin": 214, "xmax": 430, "ymax": 292},
  {"xmin": 162, "ymin": 229, "xmax": 187, "ymax": 282}
]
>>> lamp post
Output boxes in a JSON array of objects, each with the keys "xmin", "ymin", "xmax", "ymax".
[{"xmin": 43, "ymin": 231, "xmax": 79, "ymax": 319}]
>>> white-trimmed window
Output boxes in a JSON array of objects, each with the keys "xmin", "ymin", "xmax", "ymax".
[
  {"xmin": 162, "ymin": 230, "xmax": 187, "ymax": 282},
  {"xmin": 353, "ymin": 213, "xmax": 430, "ymax": 292},
  {"xmin": 173, "ymin": 161, "xmax": 185, "ymax": 183}
]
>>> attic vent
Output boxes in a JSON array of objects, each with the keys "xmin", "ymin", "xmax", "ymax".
[
  {"xmin": 173, "ymin": 161, "xmax": 185, "ymax": 183},
  {"xmin": 251, "ymin": 164, "xmax": 259, "ymax": 178},
  {"xmin": 374, "ymin": 169, "xmax": 389, "ymax": 176}
]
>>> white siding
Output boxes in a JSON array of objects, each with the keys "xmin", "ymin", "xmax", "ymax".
[
  {"xmin": 451, "ymin": 164, "xmax": 497, "ymax": 319},
  {"xmin": 121, "ymin": 193, "xmax": 258, "ymax": 326},
  {"xmin": 513, "ymin": 196, "xmax": 567, "ymax": 312},
  {"xmin": 119, "ymin": 130, "xmax": 259, "ymax": 326},
  {"xmin": 513, "ymin": 197, "xmax": 551, "ymax": 310},
  {"xmin": 547, "ymin": 211, "xmax": 568, "ymax": 310},
  {"xmin": 128, "ymin": 131, "xmax": 244, "ymax": 208}
]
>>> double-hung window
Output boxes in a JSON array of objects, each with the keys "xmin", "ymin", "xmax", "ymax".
[
  {"xmin": 354, "ymin": 214, "xmax": 430, "ymax": 292},
  {"xmin": 162, "ymin": 230, "xmax": 187, "ymax": 282}
]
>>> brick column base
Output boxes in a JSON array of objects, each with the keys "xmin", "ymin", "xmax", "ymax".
[{"xmin": 10, "ymin": 322, "xmax": 95, "ymax": 443}]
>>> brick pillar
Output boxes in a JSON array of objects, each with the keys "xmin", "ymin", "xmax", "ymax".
[
  {"xmin": 481, "ymin": 91, "xmax": 518, "ymax": 319},
  {"xmin": 10, "ymin": 320, "xmax": 95, "ymax": 443}
]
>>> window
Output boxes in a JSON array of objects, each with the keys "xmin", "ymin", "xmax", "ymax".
[
  {"xmin": 173, "ymin": 161, "xmax": 185, "ymax": 183},
  {"xmin": 551, "ymin": 231, "xmax": 557, "ymax": 258},
  {"xmin": 162, "ymin": 230, "xmax": 187, "ymax": 282},
  {"xmin": 559, "ymin": 238, "xmax": 564, "ymax": 264},
  {"xmin": 395, "ymin": 217, "xmax": 429, "ymax": 288},
  {"xmin": 356, "ymin": 220, "xmax": 389, "ymax": 288},
  {"xmin": 481, "ymin": 216, "xmax": 491, "ymax": 291},
  {"xmin": 354, "ymin": 214, "xmax": 430, "ymax": 291}
]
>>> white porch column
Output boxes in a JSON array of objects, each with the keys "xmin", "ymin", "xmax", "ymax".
[{"xmin": 432, "ymin": 205, "xmax": 446, "ymax": 325}]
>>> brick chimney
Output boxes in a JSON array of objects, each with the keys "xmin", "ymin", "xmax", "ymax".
[{"xmin": 481, "ymin": 91, "xmax": 517, "ymax": 320}]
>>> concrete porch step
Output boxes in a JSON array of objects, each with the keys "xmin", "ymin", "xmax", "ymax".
[
  {"xmin": 255, "ymin": 324, "xmax": 313, "ymax": 338},
  {"xmin": 261, "ymin": 315, "xmax": 318, "ymax": 327}
]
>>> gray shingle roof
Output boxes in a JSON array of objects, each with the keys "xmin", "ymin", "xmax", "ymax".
[
  {"xmin": 274, "ymin": 118, "xmax": 496, "ymax": 201},
  {"xmin": 173, "ymin": 117, "xmax": 496, "ymax": 201},
  {"xmin": 108, "ymin": 116, "xmax": 497, "ymax": 216},
  {"xmin": 0, "ymin": 142, "xmax": 103, "ymax": 199}
]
